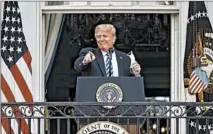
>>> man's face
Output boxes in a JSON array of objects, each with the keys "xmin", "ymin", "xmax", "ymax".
[{"xmin": 95, "ymin": 28, "xmax": 115, "ymax": 52}]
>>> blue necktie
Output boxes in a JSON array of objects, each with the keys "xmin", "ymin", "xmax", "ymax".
[{"xmin": 105, "ymin": 53, "xmax": 113, "ymax": 77}]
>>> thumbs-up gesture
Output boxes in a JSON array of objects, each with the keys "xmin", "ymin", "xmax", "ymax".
[{"xmin": 82, "ymin": 51, "xmax": 96, "ymax": 65}]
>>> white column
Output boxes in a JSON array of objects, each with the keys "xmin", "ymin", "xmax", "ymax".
[
  {"xmin": 19, "ymin": 2, "xmax": 45, "ymax": 134},
  {"xmin": 170, "ymin": 13, "xmax": 179, "ymax": 134},
  {"xmin": 178, "ymin": 2, "xmax": 189, "ymax": 134}
]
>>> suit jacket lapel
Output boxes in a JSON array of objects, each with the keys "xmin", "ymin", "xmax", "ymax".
[
  {"xmin": 115, "ymin": 50, "xmax": 124, "ymax": 76},
  {"xmin": 96, "ymin": 49, "xmax": 106, "ymax": 76}
]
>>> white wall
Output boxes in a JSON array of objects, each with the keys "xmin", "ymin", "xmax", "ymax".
[
  {"xmin": 19, "ymin": 2, "xmax": 37, "ymax": 56},
  {"xmin": 179, "ymin": 2, "xmax": 189, "ymax": 102},
  {"xmin": 206, "ymin": 2, "xmax": 213, "ymax": 25},
  {"xmin": 19, "ymin": 2, "xmax": 44, "ymax": 102}
]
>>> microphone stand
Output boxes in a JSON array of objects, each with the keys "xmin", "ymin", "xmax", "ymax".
[
  {"xmin": 108, "ymin": 53, "xmax": 112, "ymax": 77},
  {"xmin": 108, "ymin": 48, "xmax": 114, "ymax": 77}
]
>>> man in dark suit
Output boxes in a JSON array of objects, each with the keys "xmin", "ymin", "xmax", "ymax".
[
  {"xmin": 74, "ymin": 24, "xmax": 142, "ymax": 133},
  {"xmin": 74, "ymin": 24, "xmax": 141, "ymax": 76}
]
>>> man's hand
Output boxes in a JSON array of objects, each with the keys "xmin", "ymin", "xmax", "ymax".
[
  {"xmin": 131, "ymin": 62, "xmax": 141, "ymax": 77},
  {"xmin": 82, "ymin": 51, "xmax": 96, "ymax": 65}
]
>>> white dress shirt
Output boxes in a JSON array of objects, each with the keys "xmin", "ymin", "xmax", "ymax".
[{"xmin": 101, "ymin": 50, "xmax": 119, "ymax": 76}]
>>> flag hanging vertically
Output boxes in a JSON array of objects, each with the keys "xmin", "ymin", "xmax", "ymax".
[
  {"xmin": 184, "ymin": 1, "xmax": 213, "ymax": 95},
  {"xmin": 184, "ymin": 1, "xmax": 213, "ymax": 134},
  {"xmin": 1, "ymin": 1, "xmax": 33, "ymax": 134}
]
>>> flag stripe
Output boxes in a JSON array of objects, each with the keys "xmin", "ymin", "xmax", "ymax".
[
  {"xmin": 1, "ymin": 93, "xmax": 15, "ymax": 134},
  {"xmin": 22, "ymin": 51, "xmax": 32, "ymax": 73},
  {"xmin": 190, "ymin": 73, "xmax": 196, "ymax": 81},
  {"xmin": 189, "ymin": 75, "xmax": 199, "ymax": 89},
  {"xmin": 10, "ymin": 65, "xmax": 33, "ymax": 102},
  {"xmin": 191, "ymin": 80, "xmax": 201, "ymax": 92},
  {"xmin": 1, "ymin": 124, "xmax": 8, "ymax": 134},
  {"xmin": 191, "ymin": 80, "xmax": 202, "ymax": 93},
  {"xmin": 1, "ymin": 75, "xmax": 30, "ymax": 134},
  {"xmin": 189, "ymin": 72, "xmax": 196, "ymax": 84},
  {"xmin": 191, "ymin": 80, "xmax": 201, "ymax": 93},
  {"xmin": 1, "ymin": 74, "xmax": 16, "ymax": 102},
  {"xmin": 1, "ymin": 92, "xmax": 23, "ymax": 134},
  {"xmin": 198, "ymin": 84, "xmax": 205, "ymax": 93},
  {"xmin": 12, "ymin": 107, "xmax": 30, "ymax": 134},
  {"xmin": 1, "ymin": 59, "xmax": 25, "ymax": 102},
  {"xmin": 16, "ymin": 57, "xmax": 32, "ymax": 92},
  {"xmin": 1, "ymin": 114, "xmax": 15, "ymax": 134},
  {"xmin": 191, "ymin": 80, "xmax": 199, "ymax": 90},
  {"xmin": 1, "ymin": 61, "xmax": 32, "ymax": 132},
  {"xmin": 193, "ymin": 81, "xmax": 203, "ymax": 93}
]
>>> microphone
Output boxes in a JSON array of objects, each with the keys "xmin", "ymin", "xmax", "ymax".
[
  {"xmin": 108, "ymin": 48, "xmax": 114, "ymax": 77},
  {"xmin": 107, "ymin": 48, "xmax": 114, "ymax": 59},
  {"xmin": 108, "ymin": 47, "xmax": 114, "ymax": 54}
]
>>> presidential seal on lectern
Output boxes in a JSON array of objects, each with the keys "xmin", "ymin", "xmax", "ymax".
[
  {"xmin": 96, "ymin": 83, "xmax": 123, "ymax": 109},
  {"xmin": 77, "ymin": 121, "xmax": 129, "ymax": 134}
]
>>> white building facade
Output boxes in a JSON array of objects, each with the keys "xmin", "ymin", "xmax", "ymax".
[
  {"xmin": 12, "ymin": 1, "xmax": 213, "ymax": 102},
  {"xmin": 1, "ymin": 1, "xmax": 213, "ymax": 134}
]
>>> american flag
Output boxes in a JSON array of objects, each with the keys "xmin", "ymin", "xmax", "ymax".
[
  {"xmin": 189, "ymin": 67, "xmax": 209, "ymax": 94},
  {"xmin": 184, "ymin": 2, "xmax": 213, "ymax": 134},
  {"xmin": 1, "ymin": 1, "xmax": 33, "ymax": 134}
]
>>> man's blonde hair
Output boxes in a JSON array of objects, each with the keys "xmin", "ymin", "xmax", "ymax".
[
  {"xmin": 95, "ymin": 24, "xmax": 116, "ymax": 44},
  {"xmin": 95, "ymin": 24, "xmax": 116, "ymax": 36}
]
